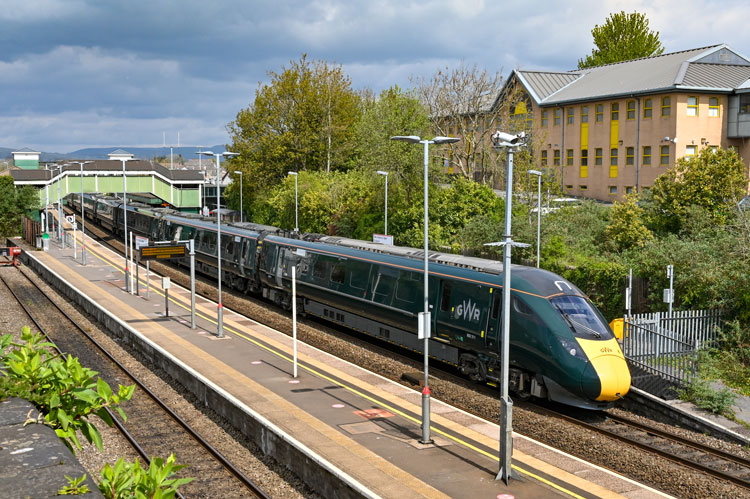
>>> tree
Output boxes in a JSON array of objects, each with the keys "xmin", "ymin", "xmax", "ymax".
[
  {"xmin": 227, "ymin": 55, "xmax": 362, "ymax": 214},
  {"xmin": 413, "ymin": 62, "xmax": 504, "ymax": 183},
  {"xmin": 648, "ymin": 147, "xmax": 748, "ymax": 232},
  {"xmin": 605, "ymin": 193, "xmax": 654, "ymax": 251},
  {"xmin": 0, "ymin": 176, "xmax": 39, "ymax": 237},
  {"xmin": 578, "ymin": 11, "xmax": 664, "ymax": 69}
]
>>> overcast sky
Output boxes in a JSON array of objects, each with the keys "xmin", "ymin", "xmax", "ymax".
[{"xmin": 3, "ymin": 0, "xmax": 750, "ymax": 153}]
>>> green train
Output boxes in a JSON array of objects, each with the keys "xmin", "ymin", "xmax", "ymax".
[{"xmin": 73, "ymin": 194, "xmax": 631, "ymax": 410}]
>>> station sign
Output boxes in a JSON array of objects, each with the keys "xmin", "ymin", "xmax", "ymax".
[
  {"xmin": 373, "ymin": 233, "xmax": 394, "ymax": 246},
  {"xmin": 139, "ymin": 243, "xmax": 188, "ymax": 261}
]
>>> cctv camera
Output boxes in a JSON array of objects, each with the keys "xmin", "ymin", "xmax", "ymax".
[{"xmin": 492, "ymin": 131, "xmax": 525, "ymax": 146}]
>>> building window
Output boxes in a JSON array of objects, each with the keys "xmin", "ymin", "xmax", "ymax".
[
  {"xmin": 595, "ymin": 104, "xmax": 603, "ymax": 122},
  {"xmin": 541, "ymin": 110, "xmax": 549, "ymax": 127},
  {"xmin": 554, "ymin": 108, "xmax": 561, "ymax": 126},
  {"xmin": 644, "ymin": 99, "xmax": 652, "ymax": 118},
  {"xmin": 710, "ymin": 145, "xmax": 718, "ymax": 153},
  {"xmin": 626, "ymin": 147, "xmax": 634, "ymax": 165},
  {"xmin": 611, "ymin": 103, "xmax": 619, "ymax": 121},
  {"xmin": 610, "ymin": 148, "xmax": 618, "ymax": 166},
  {"xmin": 662, "ymin": 96, "xmax": 671, "ymax": 116},
  {"xmin": 625, "ymin": 186, "xmax": 634, "ymax": 194},
  {"xmin": 709, "ymin": 97, "xmax": 719, "ymax": 117},
  {"xmin": 627, "ymin": 100, "xmax": 636, "ymax": 120},
  {"xmin": 553, "ymin": 149, "xmax": 560, "ymax": 166},
  {"xmin": 687, "ymin": 96, "xmax": 698, "ymax": 116},
  {"xmin": 581, "ymin": 149, "xmax": 588, "ymax": 166},
  {"xmin": 741, "ymin": 95, "xmax": 750, "ymax": 113},
  {"xmin": 567, "ymin": 107, "xmax": 574, "ymax": 125},
  {"xmin": 660, "ymin": 145, "xmax": 670, "ymax": 165},
  {"xmin": 686, "ymin": 145, "xmax": 697, "ymax": 156},
  {"xmin": 595, "ymin": 148, "xmax": 603, "ymax": 165},
  {"xmin": 581, "ymin": 106, "xmax": 589, "ymax": 123},
  {"xmin": 566, "ymin": 185, "xmax": 574, "ymax": 190},
  {"xmin": 540, "ymin": 150, "xmax": 548, "ymax": 166},
  {"xmin": 609, "ymin": 186, "xmax": 618, "ymax": 195},
  {"xmin": 566, "ymin": 149, "xmax": 574, "ymax": 166},
  {"xmin": 643, "ymin": 146, "xmax": 651, "ymax": 165},
  {"xmin": 580, "ymin": 185, "xmax": 588, "ymax": 190}
]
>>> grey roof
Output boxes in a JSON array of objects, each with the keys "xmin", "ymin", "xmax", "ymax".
[
  {"xmin": 12, "ymin": 147, "xmax": 40, "ymax": 154},
  {"xmin": 10, "ymin": 160, "xmax": 204, "ymax": 183},
  {"xmin": 109, "ymin": 149, "xmax": 132, "ymax": 155},
  {"xmin": 507, "ymin": 44, "xmax": 750, "ymax": 106}
]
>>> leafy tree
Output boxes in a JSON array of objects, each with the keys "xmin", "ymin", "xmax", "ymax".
[
  {"xmin": 578, "ymin": 11, "xmax": 664, "ymax": 69},
  {"xmin": 648, "ymin": 147, "xmax": 748, "ymax": 232},
  {"xmin": 605, "ymin": 193, "xmax": 654, "ymax": 251},
  {"xmin": 227, "ymin": 55, "xmax": 362, "ymax": 216},
  {"xmin": 354, "ymin": 86, "xmax": 431, "ymax": 203},
  {"xmin": 0, "ymin": 176, "xmax": 39, "ymax": 236},
  {"xmin": 413, "ymin": 62, "xmax": 504, "ymax": 183}
]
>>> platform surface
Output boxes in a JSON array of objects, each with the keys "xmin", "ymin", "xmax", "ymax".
[{"xmin": 14, "ymin": 228, "xmax": 673, "ymax": 499}]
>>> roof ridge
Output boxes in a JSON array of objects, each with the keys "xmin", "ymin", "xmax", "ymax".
[{"xmin": 579, "ymin": 44, "xmax": 722, "ymax": 70}]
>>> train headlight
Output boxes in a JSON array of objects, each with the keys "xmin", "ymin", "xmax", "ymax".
[{"xmin": 557, "ymin": 337, "xmax": 587, "ymax": 360}]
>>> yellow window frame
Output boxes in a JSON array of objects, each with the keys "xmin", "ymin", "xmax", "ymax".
[
  {"xmin": 643, "ymin": 99, "xmax": 652, "ymax": 118},
  {"xmin": 611, "ymin": 102, "xmax": 619, "ymax": 121},
  {"xmin": 595, "ymin": 104, "xmax": 603, "ymax": 122},
  {"xmin": 642, "ymin": 146, "xmax": 651, "ymax": 166},
  {"xmin": 709, "ymin": 97, "xmax": 719, "ymax": 117},
  {"xmin": 627, "ymin": 100, "xmax": 636, "ymax": 120},
  {"xmin": 687, "ymin": 96, "xmax": 698, "ymax": 116},
  {"xmin": 661, "ymin": 96, "xmax": 671, "ymax": 116},
  {"xmin": 660, "ymin": 145, "xmax": 670, "ymax": 165}
]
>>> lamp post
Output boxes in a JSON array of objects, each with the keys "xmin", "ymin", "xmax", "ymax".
[
  {"xmin": 528, "ymin": 169, "xmax": 542, "ymax": 268},
  {"xmin": 121, "ymin": 158, "xmax": 132, "ymax": 292},
  {"xmin": 67, "ymin": 161, "xmax": 93, "ymax": 265},
  {"xmin": 376, "ymin": 170, "xmax": 389, "ymax": 235},
  {"xmin": 198, "ymin": 151, "xmax": 239, "ymax": 338},
  {"xmin": 287, "ymin": 172, "xmax": 298, "ymax": 232},
  {"xmin": 486, "ymin": 130, "xmax": 528, "ymax": 484},
  {"xmin": 56, "ymin": 165, "xmax": 64, "ymax": 246},
  {"xmin": 234, "ymin": 170, "xmax": 243, "ymax": 222},
  {"xmin": 389, "ymin": 135, "xmax": 458, "ymax": 445}
]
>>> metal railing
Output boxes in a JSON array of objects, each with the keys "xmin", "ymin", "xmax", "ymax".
[{"xmin": 622, "ymin": 310, "xmax": 721, "ymax": 394}]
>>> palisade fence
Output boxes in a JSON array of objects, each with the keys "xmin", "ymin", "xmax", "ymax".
[{"xmin": 622, "ymin": 310, "xmax": 722, "ymax": 397}]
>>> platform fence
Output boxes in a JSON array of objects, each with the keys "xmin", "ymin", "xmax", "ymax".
[{"xmin": 622, "ymin": 309, "xmax": 721, "ymax": 396}]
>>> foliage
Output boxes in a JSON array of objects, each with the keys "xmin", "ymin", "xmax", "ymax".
[
  {"xmin": 413, "ymin": 62, "xmax": 504, "ymax": 183},
  {"xmin": 0, "ymin": 327, "xmax": 135, "ymax": 454},
  {"xmin": 58, "ymin": 475, "xmax": 91, "ymax": 495},
  {"xmin": 578, "ymin": 11, "xmax": 664, "ymax": 68},
  {"xmin": 604, "ymin": 193, "xmax": 654, "ymax": 251},
  {"xmin": 354, "ymin": 86, "xmax": 431, "ymax": 202},
  {"xmin": 98, "ymin": 454, "xmax": 193, "ymax": 499},
  {"xmin": 648, "ymin": 147, "xmax": 747, "ymax": 232},
  {"xmin": 227, "ymin": 55, "xmax": 363, "ymax": 215},
  {"xmin": 678, "ymin": 377, "xmax": 736, "ymax": 418},
  {"xmin": 0, "ymin": 175, "xmax": 40, "ymax": 237}
]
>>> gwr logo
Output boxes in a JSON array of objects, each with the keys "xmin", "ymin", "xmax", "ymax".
[
  {"xmin": 455, "ymin": 299, "xmax": 481, "ymax": 322},
  {"xmin": 600, "ymin": 346, "xmax": 613, "ymax": 353}
]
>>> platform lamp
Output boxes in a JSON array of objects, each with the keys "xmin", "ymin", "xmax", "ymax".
[
  {"xmin": 527, "ymin": 169, "xmax": 543, "ymax": 268},
  {"xmin": 120, "ymin": 157, "xmax": 132, "ymax": 292},
  {"xmin": 198, "ymin": 150, "xmax": 239, "ymax": 338},
  {"xmin": 287, "ymin": 171, "xmax": 298, "ymax": 232},
  {"xmin": 486, "ymin": 130, "xmax": 528, "ymax": 485},
  {"xmin": 66, "ymin": 161, "xmax": 93, "ymax": 265},
  {"xmin": 389, "ymin": 135, "xmax": 459, "ymax": 445},
  {"xmin": 234, "ymin": 170, "xmax": 243, "ymax": 223},
  {"xmin": 376, "ymin": 170, "xmax": 388, "ymax": 235}
]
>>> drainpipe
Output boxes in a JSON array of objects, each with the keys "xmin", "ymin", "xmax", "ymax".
[{"xmin": 560, "ymin": 106, "xmax": 565, "ymax": 193}]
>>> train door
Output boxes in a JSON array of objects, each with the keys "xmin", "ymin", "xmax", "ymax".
[
  {"xmin": 485, "ymin": 288, "xmax": 501, "ymax": 350},
  {"xmin": 436, "ymin": 279, "xmax": 492, "ymax": 350}
]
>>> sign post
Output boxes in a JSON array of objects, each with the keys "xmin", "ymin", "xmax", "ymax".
[
  {"xmin": 135, "ymin": 236, "xmax": 149, "ymax": 296},
  {"xmin": 190, "ymin": 239, "xmax": 196, "ymax": 329},
  {"xmin": 162, "ymin": 277, "xmax": 170, "ymax": 317}
]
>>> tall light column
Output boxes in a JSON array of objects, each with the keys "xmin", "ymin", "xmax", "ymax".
[
  {"xmin": 486, "ymin": 130, "xmax": 528, "ymax": 484},
  {"xmin": 376, "ymin": 170, "xmax": 388, "ymax": 235},
  {"xmin": 287, "ymin": 172, "xmax": 298, "ymax": 232},
  {"xmin": 198, "ymin": 151, "xmax": 239, "ymax": 338},
  {"xmin": 57, "ymin": 165, "xmax": 64, "ymax": 246},
  {"xmin": 528, "ymin": 170, "xmax": 543, "ymax": 268},
  {"xmin": 234, "ymin": 170, "xmax": 243, "ymax": 222},
  {"xmin": 390, "ymin": 135, "xmax": 458, "ymax": 444},
  {"xmin": 121, "ymin": 158, "xmax": 131, "ymax": 292},
  {"xmin": 69, "ymin": 161, "xmax": 93, "ymax": 265}
]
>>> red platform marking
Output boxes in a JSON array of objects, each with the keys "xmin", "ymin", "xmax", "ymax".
[{"xmin": 354, "ymin": 408, "xmax": 395, "ymax": 419}]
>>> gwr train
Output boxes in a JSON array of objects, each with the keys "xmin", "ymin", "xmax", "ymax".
[{"xmin": 70, "ymin": 193, "xmax": 631, "ymax": 410}]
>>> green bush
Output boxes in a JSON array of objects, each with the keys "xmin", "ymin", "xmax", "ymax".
[
  {"xmin": 678, "ymin": 378, "xmax": 736, "ymax": 418},
  {"xmin": 98, "ymin": 454, "xmax": 193, "ymax": 499}
]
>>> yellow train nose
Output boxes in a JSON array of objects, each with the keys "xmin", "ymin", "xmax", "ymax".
[{"xmin": 576, "ymin": 338, "xmax": 632, "ymax": 402}]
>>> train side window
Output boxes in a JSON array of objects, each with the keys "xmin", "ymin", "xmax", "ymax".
[
  {"xmin": 395, "ymin": 271, "xmax": 419, "ymax": 304},
  {"xmin": 513, "ymin": 296, "xmax": 534, "ymax": 316},
  {"xmin": 348, "ymin": 261, "xmax": 370, "ymax": 290},
  {"xmin": 312, "ymin": 256, "xmax": 328, "ymax": 279},
  {"xmin": 440, "ymin": 281, "xmax": 452, "ymax": 311},
  {"xmin": 331, "ymin": 263, "xmax": 345, "ymax": 284}
]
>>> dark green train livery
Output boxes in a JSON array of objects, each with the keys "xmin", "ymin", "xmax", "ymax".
[{"xmin": 72, "ymin": 194, "xmax": 631, "ymax": 410}]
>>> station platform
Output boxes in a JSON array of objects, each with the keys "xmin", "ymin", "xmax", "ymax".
[{"xmin": 12, "ymin": 228, "xmax": 672, "ymax": 499}]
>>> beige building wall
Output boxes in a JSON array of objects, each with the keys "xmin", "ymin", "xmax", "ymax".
[{"xmin": 531, "ymin": 92, "xmax": 734, "ymax": 201}]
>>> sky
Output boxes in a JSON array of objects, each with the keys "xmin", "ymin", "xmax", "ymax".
[{"xmin": 3, "ymin": 0, "xmax": 750, "ymax": 153}]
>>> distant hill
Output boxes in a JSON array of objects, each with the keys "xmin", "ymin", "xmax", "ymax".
[{"xmin": 0, "ymin": 145, "xmax": 227, "ymax": 162}]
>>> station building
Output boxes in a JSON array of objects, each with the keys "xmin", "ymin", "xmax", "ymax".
[{"xmin": 493, "ymin": 44, "xmax": 750, "ymax": 201}]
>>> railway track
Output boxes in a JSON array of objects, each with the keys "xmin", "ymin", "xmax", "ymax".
[{"xmin": 0, "ymin": 265, "xmax": 270, "ymax": 499}]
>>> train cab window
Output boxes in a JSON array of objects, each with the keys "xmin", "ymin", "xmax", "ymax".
[
  {"xmin": 330, "ymin": 263, "xmax": 346, "ymax": 284},
  {"xmin": 550, "ymin": 295, "xmax": 613, "ymax": 339},
  {"xmin": 512, "ymin": 296, "xmax": 534, "ymax": 316}
]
